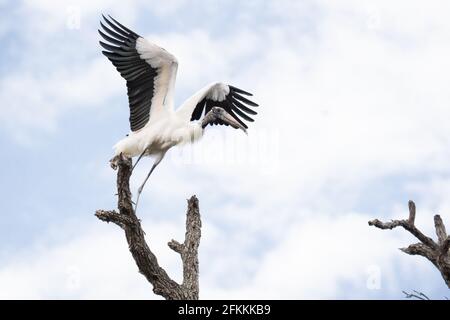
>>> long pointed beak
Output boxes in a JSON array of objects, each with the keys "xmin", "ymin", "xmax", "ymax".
[{"xmin": 220, "ymin": 111, "xmax": 247, "ymax": 134}]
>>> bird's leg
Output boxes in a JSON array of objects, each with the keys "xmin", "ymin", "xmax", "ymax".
[
  {"xmin": 132, "ymin": 148, "xmax": 147, "ymax": 172},
  {"xmin": 134, "ymin": 152, "xmax": 166, "ymax": 213},
  {"xmin": 134, "ymin": 164, "xmax": 157, "ymax": 213}
]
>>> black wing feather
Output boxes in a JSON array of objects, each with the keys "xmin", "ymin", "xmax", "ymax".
[
  {"xmin": 231, "ymin": 98, "xmax": 258, "ymax": 115},
  {"xmin": 232, "ymin": 106, "xmax": 255, "ymax": 122},
  {"xmin": 107, "ymin": 15, "xmax": 140, "ymax": 38},
  {"xmin": 233, "ymin": 92, "xmax": 259, "ymax": 107},
  {"xmin": 100, "ymin": 21, "xmax": 129, "ymax": 42},
  {"xmin": 99, "ymin": 15, "xmax": 157, "ymax": 132},
  {"xmin": 102, "ymin": 14, "xmax": 131, "ymax": 38},
  {"xmin": 98, "ymin": 29, "xmax": 123, "ymax": 46},
  {"xmin": 229, "ymin": 85, "xmax": 253, "ymax": 96},
  {"xmin": 190, "ymin": 85, "xmax": 258, "ymax": 130}
]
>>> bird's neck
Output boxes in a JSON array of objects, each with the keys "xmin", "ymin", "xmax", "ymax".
[
  {"xmin": 171, "ymin": 122, "xmax": 204, "ymax": 146},
  {"xmin": 176, "ymin": 83, "xmax": 217, "ymax": 121},
  {"xmin": 188, "ymin": 122, "xmax": 205, "ymax": 143}
]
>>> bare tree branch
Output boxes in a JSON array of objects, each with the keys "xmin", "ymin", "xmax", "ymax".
[
  {"xmin": 168, "ymin": 196, "xmax": 201, "ymax": 299},
  {"xmin": 408, "ymin": 200, "xmax": 416, "ymax": 225},
  {"xmin": 369, "ymin": 200, "xmax": 450, "ymax": 288},
  {"xmin": 95, "ymin": 154, "xmax": 201, "ymax": 300},
  {"xmin": 442, "ymin": 237, "xmax": 450, "ymax": 255},
  {"xmin": 434, "ymin": 215, "xmax": 447, "ymax": 246},
  {"xmin": 368, "ymin": 218, "xmax": 438, "ymax": 250},
  {"xmin": 402, "ymin": 290, "xmax": 431, "ymax": 300},
  {"xmin": 400, "ymin": 243, "xmax": 437, "ymax": 264}
]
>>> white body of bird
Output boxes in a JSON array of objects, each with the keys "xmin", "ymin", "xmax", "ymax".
[
  {"xmin": 113, "ymin": 82, "xmax": 226, "ymax": 157},
  {"xmin": 113, "ymin": 113, "xmax": 204, "ymax": 158}
]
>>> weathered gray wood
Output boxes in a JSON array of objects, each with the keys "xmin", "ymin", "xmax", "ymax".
[
  {"xmin": 369, "ymin": 200, "xmax": 450, "ymax": 288},
  {"xmin": 95, "ymin": 154, "xmax": 201, "ymax": 300},
  {"xmin": 168, "ymin": 196, "xmax": 201, "ymax": 299}
]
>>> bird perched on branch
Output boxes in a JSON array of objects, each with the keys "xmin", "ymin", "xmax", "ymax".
[{"xmin": 98, "ymin": 15, "xmax": 259, "ymax": 209}]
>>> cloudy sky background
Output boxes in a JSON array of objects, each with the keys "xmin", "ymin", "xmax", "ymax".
[{"xmin": 1, "ymin": 0, "xmax": 450, "ymax": 299}]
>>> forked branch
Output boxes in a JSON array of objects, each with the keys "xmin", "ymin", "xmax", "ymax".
[
  {"xmin": 95, "ymin": 154, "xmax": 201, "ymax": 299},
  {"xmin": 369, "ymin": 200, "xmax": 450, "ymax": 288}
]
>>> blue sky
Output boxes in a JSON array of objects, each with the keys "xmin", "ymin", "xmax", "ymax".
[{"xmin": 0, "ymin": 0, "xmax": 450, "ymax": 299}]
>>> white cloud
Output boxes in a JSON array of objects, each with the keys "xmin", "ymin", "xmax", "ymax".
[
  {"xmin": 2, "ymin": 0, "xmax": 450, "ymax": 299},
  {"xmin": 0, "ymin": 210, "xmax": 444, "ymax": 299},
  {"xmin": 201, "ymin": 213, "xmax": 406, "ymax": 299},
  {"xmin": 0, "ymin": 220, "xmax": 187, "ymax": 299},
  {"xmin": 0, "ymin": 0, "xmax": 191, "ymax": 143},
  {"xmin": 0, "ymin": 58, "xmax": 121, "ymax": 144},
  {"xmin": 124, "ymin": 0, "xmax": 450, "ymax": 297}
]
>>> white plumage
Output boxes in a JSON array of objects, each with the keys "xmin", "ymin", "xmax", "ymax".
[{"xmin": 99, "ymin": 15, "xmax": 259, "ymax": 207}]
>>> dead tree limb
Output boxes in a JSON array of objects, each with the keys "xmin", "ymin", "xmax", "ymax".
[
  {"xmin": 369, "ymin": 200, "xmax": 450, "ymax": 288},
  {"xmin": 402, "ymin": 290, "xmax": 431, "ymax": 300},
  {"xmin": 95, "ymin": 154, "xmax": 201, "ymax": 300}
]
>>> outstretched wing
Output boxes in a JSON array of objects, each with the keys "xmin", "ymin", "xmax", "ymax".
[
  {"xmin": 99, "ymin": 15, "xmax": 178, "ymax": 132},
  {"xmin": 179, "ymin": 83, "xmax": 258, "ymax": 129}
]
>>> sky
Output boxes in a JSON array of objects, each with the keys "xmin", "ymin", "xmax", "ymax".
[{"xmin": 0, "ymin": 0, "xmax": 450, "ymax": 299}]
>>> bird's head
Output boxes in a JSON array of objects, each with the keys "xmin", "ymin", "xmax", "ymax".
[{"xmin": 211, "ymin": 107, "xmax": 247, "ymax": 134}]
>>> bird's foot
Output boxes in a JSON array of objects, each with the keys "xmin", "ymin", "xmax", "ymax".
[{"xmin": 109, "ymin": 155, "xmax": 121, "ymax": 170}]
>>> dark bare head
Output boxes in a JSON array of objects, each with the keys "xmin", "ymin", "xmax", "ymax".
[{"xmin": 201, "ymin": 107, "xmax": 247, "ymax": 133}]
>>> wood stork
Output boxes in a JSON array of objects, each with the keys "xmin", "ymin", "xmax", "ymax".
[{"xmin": 98, "ymin": 15, "xmax": 259, "ymax": 208}]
